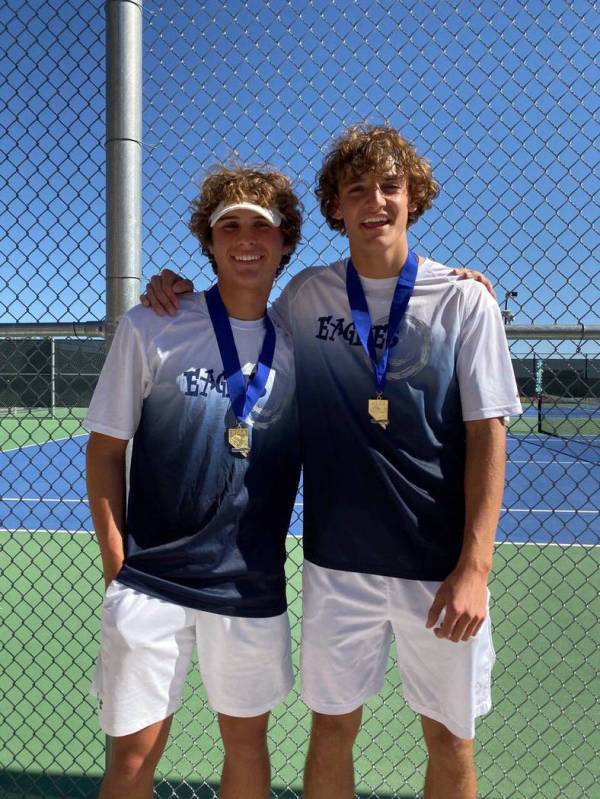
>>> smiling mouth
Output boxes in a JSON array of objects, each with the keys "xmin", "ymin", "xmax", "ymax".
[
  {"xmin": 232, "ymin": 254, "xmax": 262, "ymax": 262},
  {"xmin": 361, "ymin": 216, "xmax": 389, "ymax": 229}
]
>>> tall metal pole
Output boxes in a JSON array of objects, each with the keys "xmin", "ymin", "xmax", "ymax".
[
  {"xmin": 106, "ymin": 0, "xmax": 143, "ymax": 346},
  {"xmin": 103, "ymin": 0, "xmax": 143, "ymax": 771}
]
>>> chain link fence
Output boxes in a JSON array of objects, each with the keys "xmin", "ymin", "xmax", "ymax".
[{"xmin": 1, "ymin": 1, "xmax": 599, "ymax": 797}]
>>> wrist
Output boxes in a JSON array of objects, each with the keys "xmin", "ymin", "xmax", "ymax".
[{"xmin": 455, "ymin": 555, "xmax": 492, "ymax": 577}]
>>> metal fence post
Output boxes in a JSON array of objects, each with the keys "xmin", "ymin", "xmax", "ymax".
[
  {"xmin": 105, "ymin": 0, "xmax": 143, "ymax": 345},
  {"xmin": 104, "ymin": 0, "xmax": 143, "ymax": 773}
]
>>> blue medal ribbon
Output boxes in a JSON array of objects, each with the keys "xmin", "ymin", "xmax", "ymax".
[
  {"xmin": 204, "ymin": 285, "xmax": 275, "ymax": 422},
  {"xmin": 346, "ymin": 250, "xmax": 419, "ymax": 395}
]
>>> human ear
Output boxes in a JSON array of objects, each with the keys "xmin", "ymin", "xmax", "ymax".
[{"xmin": 330, "ymin": 198, "xmax": 344, "ymax": 220}]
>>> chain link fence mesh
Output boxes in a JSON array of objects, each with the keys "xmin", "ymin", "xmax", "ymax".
[{"xmin": 1, "ymin": 1, "xmax": 599, "ymax": 797}]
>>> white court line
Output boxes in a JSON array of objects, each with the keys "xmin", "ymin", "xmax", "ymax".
[
  {"xmin": 0, "ymin": 432, "xmax": 88, "ymax": 455},
  {"xmin": 0, "ymin": 527, "xmax": 93, "ymax": 535},
  {"xmin": 508, "ymin": 459, "xmax": 587, "ymax": 465},
  {"xmin": 1, "ymin": 496, "xmax": 88, "ymax": 504},
  {"xmin": 495, "ymin": 541, "xmax": 598, "ymax": 549},
  {"xmin": 0, "ymin": 530, "xmax": 596, "ymax": 547},
  {"xmin": 0, "ymin": 528, "xmax": 305, "ymax": 539},
  {"xmin": 291, "ymin": 502, "xmax": 597, "ymax": 515},
  {"xmin": 502, "ymin": 507, "xmax": 598, "ymax": 515},
  {"xmin": 4, "ymin": 499, "xmax": 594, "ymax": 514}
]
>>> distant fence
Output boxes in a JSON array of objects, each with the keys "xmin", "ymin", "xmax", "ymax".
[
  {"xmin": 0, "ymin": 339, "xmax": 105, "ymax": 410},
  {"xmin": 2, "ymin": 344, "xmax": 598, "ymax": 411}
]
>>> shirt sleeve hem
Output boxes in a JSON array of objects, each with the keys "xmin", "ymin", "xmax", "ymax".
[
  {"xmin": 462, "ymin": 405, "xmax": 523, "ymax": 422},
  {"xmin": 83, "ymin": 419, "xmax": 133, "ymax": 440}
]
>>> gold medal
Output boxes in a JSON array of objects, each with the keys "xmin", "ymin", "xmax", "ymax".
[
  {"xmin": 228, "ymin": 425, "xmax": 250, "ymax": 457},
  {"xmin": 369, "ymin": 397, "xmax": 389, "ymax": 429}
]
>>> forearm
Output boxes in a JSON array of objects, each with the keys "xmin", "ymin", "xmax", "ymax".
[
  {"xmin": 459, "ymin": 417, "xmax": 507, "ymax": 576},
  {"xmin": 86, "ymin": 434, "xmax": 128, "ymax": 586}
]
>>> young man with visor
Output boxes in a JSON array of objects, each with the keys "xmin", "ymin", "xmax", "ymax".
[{"xmin": 85, "ymin": 166, "xmax": 302, "ymax": 799}]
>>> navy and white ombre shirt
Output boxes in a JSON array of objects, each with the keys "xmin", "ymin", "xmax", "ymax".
[
  {"xmin": 273, "ymin": 258, "xmax": 522, "ymax": 581},
  {"xmin": 85, "ymin": 293, "xmax": 301, "ymax": 617}
]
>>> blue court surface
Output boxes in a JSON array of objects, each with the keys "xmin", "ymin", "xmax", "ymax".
[{"xmin": 0, "ymin": 433, "xmax": 598, "ymax": 546}]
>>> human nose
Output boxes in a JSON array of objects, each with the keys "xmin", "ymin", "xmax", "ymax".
[
  {"xmin": 365, "ymin": 184, "xmax": 385, "ymax": 208},
  {"xmin": 235, "ymin": 226, "xmax": 257, "ymax": 246}
]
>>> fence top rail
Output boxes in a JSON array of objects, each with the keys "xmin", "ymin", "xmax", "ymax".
[
  {"xmin": 0, "ymin": 323, "xmax": 105, "ymax": 338},
  {"xmin": 505, "ymin": 325, "xmax": 600, "ymax": 340}
]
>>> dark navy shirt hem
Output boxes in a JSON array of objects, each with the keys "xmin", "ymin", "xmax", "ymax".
[
  {"xmin": 303, "ymin": 553, "xmax": 458, "ymax": 582},
  {"xmin": 117, "ymin": 567, "xmax": 288, "ymax": 618}
]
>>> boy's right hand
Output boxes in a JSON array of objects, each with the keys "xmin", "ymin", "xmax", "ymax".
[{"xmin": 140, "ymin": 269, "xmax": 194, "ymax": 316}]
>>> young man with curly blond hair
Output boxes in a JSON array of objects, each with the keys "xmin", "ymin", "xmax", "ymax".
[
  {"xmin": 144, "ymin": 124, "xmax": 521, "ymax": 799},
  {"xmin": 85, "ymin": 167, "xmax": 302, "ymax": 799}
]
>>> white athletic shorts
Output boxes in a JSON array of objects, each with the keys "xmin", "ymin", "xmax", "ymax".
[
  {"xmin": 301, "ymin": 561, "xmax": 495, "ymax": 740},
  {"xmin": 91, "ymin": 580, "xmax": 294, "ymax": 737}
]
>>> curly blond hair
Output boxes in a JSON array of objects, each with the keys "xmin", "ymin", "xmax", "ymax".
[
  {"xmin": 189, "ymin": 165, "xmax": 302, "ymax": 275},
  {"xmin": 316, "ymin": 124, "xmax": 439, "ymax": 233}
]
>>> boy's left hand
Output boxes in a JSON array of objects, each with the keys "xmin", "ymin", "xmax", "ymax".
[
  {"xmin": 140, "ymin": 269, "xmax": 195, "ymax": 316},
  {"xmin": 451, "ymin": 267, "xmax": 496, "ymax": 299}
]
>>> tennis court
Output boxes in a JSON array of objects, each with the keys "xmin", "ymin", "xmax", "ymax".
[
  {"xmin": 3, "ymin": 1, "xmax": 600, "ymax": 796},
  {"xmin": 1, "ymin": 413, "xmax": 598, "ymax": 798},
  {"xmin": 1, "ymin": 423, "xmax": 599, "ymax": 545}
]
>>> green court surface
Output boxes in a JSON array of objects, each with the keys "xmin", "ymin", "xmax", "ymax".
[
  {"xmin": 1, "ymin": 533, "xmax": 597, "ymax": 798},
  {"xmin": 0, "ymin": 408, "xmax": 87, "ymax": 450}
]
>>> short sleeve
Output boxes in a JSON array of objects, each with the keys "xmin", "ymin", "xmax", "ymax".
[
  {"xmin": 83, "ymin": 314, "xmax": 152, "ymax": 439},
  {"xmin": 456, "ymin": 286, "xmax": 523, "ymax": 421}
]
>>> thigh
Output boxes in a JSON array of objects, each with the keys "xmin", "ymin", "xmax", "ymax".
[
  {"xmin": 389, "ymin": 578, "xmax": 495, "ymax": 740},
  {"xmin": 301, "ymin": 561, "xmax": 392, "ymax": 714},
  {"xmin": 93, "ymin": 581, "xmax": 196, "ymax": 737},
  {"xmin": 195, "ymin": 609, "xmax": 293, "ymax": 717}
]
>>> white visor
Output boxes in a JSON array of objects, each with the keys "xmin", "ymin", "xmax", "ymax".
[{"xmin": 209, "ymin": 201, "xmax": 283, "ymax": 228}]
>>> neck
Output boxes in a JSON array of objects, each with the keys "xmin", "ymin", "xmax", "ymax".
[
  {"xmin": 348, "ymin": 236, "xmax": 409, "ymax": 278},
  {"xmin": 216, "ymin": 280, "xmax": 269, "ymax": 320}
]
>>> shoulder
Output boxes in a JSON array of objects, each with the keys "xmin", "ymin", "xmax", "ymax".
[
  {"xmin": 418, "ymin": 257, "xmax": 495, "ymax": 312},
  {"xmin": 121, "ymin": 292, "xmax": 206, "ymax": 337}
]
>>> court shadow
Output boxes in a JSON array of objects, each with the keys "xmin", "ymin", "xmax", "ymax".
[{"xmin": 0, "ymin": 770, "xmax": 412, "ymax": 798}]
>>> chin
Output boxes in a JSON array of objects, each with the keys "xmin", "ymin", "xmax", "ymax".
[{"xmin": 232, "ymin": 269, "xmax": 274, "ymax": 286}]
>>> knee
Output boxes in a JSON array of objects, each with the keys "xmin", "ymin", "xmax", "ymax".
[
  {"xmin": 106, "ymin": 747, "xmax": 157, "ymax": 787},
  {"xmin": 219, "ymin": 713, "xmax": 269, "ymax": 761},
  {"xmin": 310, "ymin": 709, "xmax": 362, "ymax": 750},
  {"xmin": 422, "ymin": 718, "xmax": 473, "ymax": 766}
]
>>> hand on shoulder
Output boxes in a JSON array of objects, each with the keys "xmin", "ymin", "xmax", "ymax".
[
  {"xmin": 140, "ymin": 269, "xmax": 195, "ymax": 316},
  {"xmin": 450, "ymin": 266, "xmax": 496, "ymax": 299}
]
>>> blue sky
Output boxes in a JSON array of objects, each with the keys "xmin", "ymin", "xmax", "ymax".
[{"xmin": 2, "ymin": 0, "xmax": 599, "ymax": 353}]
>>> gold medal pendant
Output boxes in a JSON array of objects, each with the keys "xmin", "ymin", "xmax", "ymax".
[
  {"xmin": 369, "ymin": 397, "xmax": 389, "ymax": 429},
  {"xmin": 228, "ymin": 425, "xmax": 250, "ymax": 457}
]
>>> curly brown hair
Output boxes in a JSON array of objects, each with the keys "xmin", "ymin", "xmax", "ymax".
[
  {"xmin": 189, "ymin": 165, "xmax": 302, "ymax": 275},
  {"xmin": 316, "ymin": 124, "xmax": 439, "ymax": 234}
]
